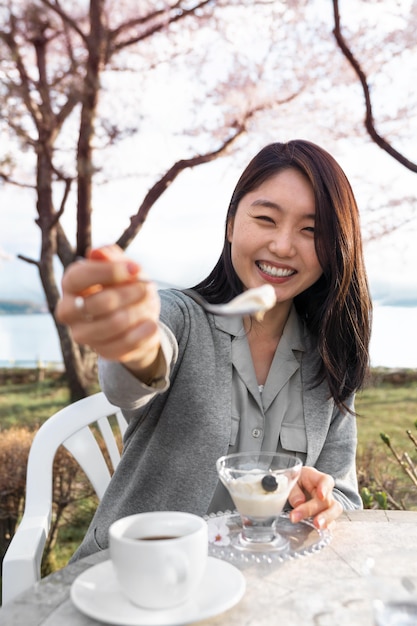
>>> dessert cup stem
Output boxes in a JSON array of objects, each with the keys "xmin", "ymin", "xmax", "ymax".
[
  {"xmin": 237, "ymin": 516, "xmax": 290, "ymax": 552},
  {"xmin": 241, "ymin": 516, "xmax": 276, "ymax": 543}
]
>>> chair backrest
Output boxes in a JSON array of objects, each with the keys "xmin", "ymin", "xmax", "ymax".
[{"xmin": 1, "ymin": 392, "xmax": 127, "ymax": 605}]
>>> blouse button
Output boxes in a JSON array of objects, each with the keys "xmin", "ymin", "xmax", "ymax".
[{"xmin": 252, "ymin": 428, "xmax": 262, "ymax": 438}]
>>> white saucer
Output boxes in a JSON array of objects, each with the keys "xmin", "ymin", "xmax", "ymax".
[{"xmin": 70, "ymin": 556, "xmax": 246, "ymax": 625}]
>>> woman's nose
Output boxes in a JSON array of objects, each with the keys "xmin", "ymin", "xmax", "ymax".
[{"xmin": 268, "ymin": 229, "xmax": 296, "ymax": 257}]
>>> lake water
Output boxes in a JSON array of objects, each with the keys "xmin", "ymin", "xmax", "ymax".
[
  {"xmin": 0, "ymin": 305, "xmax": 416, "ymax": 369},
  {"xmin": 0, "ymin": 314, "xmax": 63, "ymax": 368}
]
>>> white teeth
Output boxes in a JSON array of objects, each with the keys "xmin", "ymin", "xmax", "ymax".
[{"xmin": 258, "ymin": 263, "xmax": 295, "ymax": 278}]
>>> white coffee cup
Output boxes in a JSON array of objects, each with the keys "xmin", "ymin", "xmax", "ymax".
[{"xmin": 109, "ymin": 511, "xmax": 208, "ymax": 610}]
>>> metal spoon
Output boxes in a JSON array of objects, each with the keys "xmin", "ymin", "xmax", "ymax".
[
  {"xmin": 141, "ymin": 280, "xmax": 277, "ymax": 318},
  {"xmin": 183, "ymin": 284, "xmax": 277, "ymax": 318}
]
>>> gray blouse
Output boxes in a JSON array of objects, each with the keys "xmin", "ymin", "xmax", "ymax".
[
  {"xmin": 102, "ymin": 301, "xmax": 309, "ymax": 514},
  {"xmin": 208, "ymin": 306, "xmax": 307, "ymax": 513}
]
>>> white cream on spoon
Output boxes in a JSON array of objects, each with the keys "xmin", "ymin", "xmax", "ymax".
[{"xmin": 215, "ymin": 284, "xmax": 277, "ymax": 320}]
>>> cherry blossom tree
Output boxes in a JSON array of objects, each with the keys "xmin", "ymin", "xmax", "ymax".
[
  {"xmin": 0, "ymin": 0, "xmax": 305, "ymax": 398},
  {"xmin": 0, "ymin": 0, "xmax": 415, "ymax": 398}
]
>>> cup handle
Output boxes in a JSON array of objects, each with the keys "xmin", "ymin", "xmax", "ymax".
[{"xmin": 164, "ymin": 552, "xmax": 189, "ymax": 586}]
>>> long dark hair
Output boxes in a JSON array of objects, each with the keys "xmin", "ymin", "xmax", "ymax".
[{"xmin": 193, "ymin": 140, "xmax": 372, "ymax": 409}]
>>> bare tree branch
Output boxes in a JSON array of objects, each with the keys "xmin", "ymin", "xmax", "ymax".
[
  {"xmin": 116, "ymin": 130, "xmax": 243, "ymax": 249},
  {"xmin": 110, "ymin": 0, "xmax": 213, "ymax": 54},
  {"xmin": 39, "ymin": 0, "xmax": 88, "ymax": 45},
  {"xmin": 116, "ymin": 92, "xmax": 289, "ymax": 250},
  {"xmin": 16, "ymin": 254, "xmax": 40, "ymax": 267},
  {"xmin": 56, "ymin": 221, "xmax": 76, "ymax": 269},
  {"xmin": 0, "ymin": 18, "xmax": 41, "ymax": 129},
  {"xmin": 332, "ymin": 0, "xmax": 417, "ymax": 173},
  {"xmin": 0, "ymin": 173, "xmax": 36, "ymax": 189}
]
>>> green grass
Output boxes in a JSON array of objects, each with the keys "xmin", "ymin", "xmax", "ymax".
[
  {"xmin": 356, "ymin": 383, "xmax": 417, "ymax": 447},
  {"xmin": 355, "ymin": 381, "xmax": 417, "ymax": 510},
  {"xmin": 0, "ymin": 378, "xmax": 71, "ymax": 431},
  {"xmin": 1, "ymin": 371, "xmax": 414, "ymax": 456}
]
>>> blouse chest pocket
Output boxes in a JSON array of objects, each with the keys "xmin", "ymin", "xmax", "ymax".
[{"xmin": 279, "ymin": 423, "xmax": 307, "ymax": 457}]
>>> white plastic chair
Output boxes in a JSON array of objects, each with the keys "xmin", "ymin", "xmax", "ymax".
[{"xmin": 1, "ymin": 391, "xmax": 127, "ymax": 605}]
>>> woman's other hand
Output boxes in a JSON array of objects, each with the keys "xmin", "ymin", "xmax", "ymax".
[
  {"xmin": 288, "ymin": 466, "xmax": 344, "ymax": 531},
  {"xmin": 56, "ymin": 245, "xmax": 162, "ymax": 380}
]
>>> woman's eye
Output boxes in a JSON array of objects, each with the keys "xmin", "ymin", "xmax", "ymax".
[
  {"xmin": 303, "ymin": 226, "xmax": 315, "ymax": 234},
  {"xmin": 255, "ymin": 215, "xmax": 275, "ymax": 224}
]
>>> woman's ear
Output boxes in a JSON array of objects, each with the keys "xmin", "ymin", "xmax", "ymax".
[{"xmin": 226, "ymin": 218, "xmax": 234, "ymax": 243}]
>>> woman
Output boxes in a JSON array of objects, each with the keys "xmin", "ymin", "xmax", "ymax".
[{"xmin": 57, "ymin": 139, "xmax": 372, "ymax": 560}]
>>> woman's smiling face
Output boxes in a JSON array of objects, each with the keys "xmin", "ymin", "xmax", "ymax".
[{"xmin": 227, "ymin": 167, "xmax": 323, "ymax": 305}]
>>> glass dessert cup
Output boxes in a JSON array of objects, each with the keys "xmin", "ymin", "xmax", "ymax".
[{"xmin": 216, "ymin": 452, "xmax": 302, "ymax": 553}]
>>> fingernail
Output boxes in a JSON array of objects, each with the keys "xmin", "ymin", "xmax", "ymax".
[
  {"xmin": 316, "ymin": 516, "xmax": 325, "ymax": 529},
  {"xmin": 291, "ymin": 511, "xmax": 302, "ymax": 524}
]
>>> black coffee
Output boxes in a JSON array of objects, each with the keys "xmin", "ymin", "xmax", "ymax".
[{"xmin": 135, "ymin": 535, "xmax": 179, "ymax": 541}]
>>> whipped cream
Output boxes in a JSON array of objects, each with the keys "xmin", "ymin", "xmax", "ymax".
[
  {"xmin": 224, "ymin": 285, "xmax": 276, "ymax": 320},
  {"xmin": 228, "ymin": 471, "xmax": 289, "ymax": 518}
]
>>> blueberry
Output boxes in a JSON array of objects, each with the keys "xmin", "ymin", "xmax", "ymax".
[{"xmin": 261, "ymin": 474, "xmax": 278, "ymax": 492}]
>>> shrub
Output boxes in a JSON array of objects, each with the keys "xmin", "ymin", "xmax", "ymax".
[
  {"xmin": 0, "ymin": 427, "xmax": 96, "ymax": 575},
  {"xmin": 0, "ymin": 428, "xmax": 33, "ymax": 558},
  {"xmin": 358, "ymin": 420, "xmax": 417, "ymax": 510}
]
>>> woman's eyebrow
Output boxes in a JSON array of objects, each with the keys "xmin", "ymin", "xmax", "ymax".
[
  {"xmin": 252, "ymin": 199, "xmax": 282, "ymax": 210},
  {"xmin": 251, "ymin": 198, "xmax": 316, "ymax": 220}
]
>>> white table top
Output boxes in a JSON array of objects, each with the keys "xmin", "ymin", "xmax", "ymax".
[{"xmin": 1, "ymin": 509, "xmax": 417, "ymax": 625}]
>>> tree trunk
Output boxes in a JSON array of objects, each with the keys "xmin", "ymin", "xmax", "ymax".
[
  {"xmin": 36, "ymin": 132, "xmax": 97, "ymax": 400},
  {"xmin": 76, "ymin": 0, "xmax": 105, "ymax": 258}
]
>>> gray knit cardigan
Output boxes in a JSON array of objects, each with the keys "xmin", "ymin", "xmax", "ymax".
[{"xmin": 71, "ymin": 289, "xmax": 361, "ymax": 561}]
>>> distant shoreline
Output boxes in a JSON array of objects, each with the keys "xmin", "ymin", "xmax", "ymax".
[
  {"xmin": 0, "ymin": 366, "xmax": 416, "ymax": 386},
  {"xmin": 0, "ymin": 300, "xmax": 47, "ymax": 315}
]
